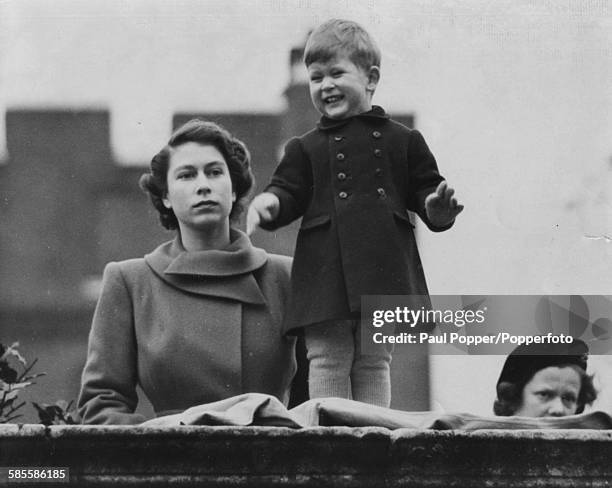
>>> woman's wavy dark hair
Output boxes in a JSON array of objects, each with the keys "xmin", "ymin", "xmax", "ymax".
[
  {"xmin": 139, "ymin": 119, "xmax": 254, "ymax": 230},
  {"xmin": 493, "ymin": 364, "xmax": 598, "ymax": 416}
]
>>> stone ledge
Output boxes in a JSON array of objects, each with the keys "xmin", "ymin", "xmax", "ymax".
[{"xmin": 1, "ymin": 425, "xmax": 611, "ymax": 487}]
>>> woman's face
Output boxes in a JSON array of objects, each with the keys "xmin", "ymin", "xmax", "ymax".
[
  {"xmin": 514, "ymin": 366, "xmax": 581, "ymax": 417},
  {"xmin": 163, "ymin": 142, "xmax": 235, "ymax": 233}
]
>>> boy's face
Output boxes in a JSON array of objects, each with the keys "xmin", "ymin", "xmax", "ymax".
[{"xmin": 307, "ymin": 55, "xmax": 379, "ymax": 120}]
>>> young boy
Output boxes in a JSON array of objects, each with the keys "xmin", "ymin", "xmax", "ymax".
[{"xmin": 247, "ymin": 19, "xmax": 463, "ymax": 407}]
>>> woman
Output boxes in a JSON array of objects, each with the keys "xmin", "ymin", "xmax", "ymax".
[
  {"xmin": 78, "ymin": 120, "xmax": 296, "ymax": 424},
  {"xmin": 494, "ymin": 339, "xmax": 597, "ymax": 417}
]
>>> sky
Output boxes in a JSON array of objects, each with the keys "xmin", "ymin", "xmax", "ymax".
[{"xmin": 3, "ymin": 0, "xmax": 609, "ymax": 163}]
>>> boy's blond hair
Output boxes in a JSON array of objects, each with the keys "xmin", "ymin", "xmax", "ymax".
[{"xmin": 303, "ymin": 19, "xmax": 381, "ymax": 71}]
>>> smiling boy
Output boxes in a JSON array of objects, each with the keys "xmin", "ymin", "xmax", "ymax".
[{"xmin": 247, "ymin": 19, "xmax": 463, "ymax": 406}]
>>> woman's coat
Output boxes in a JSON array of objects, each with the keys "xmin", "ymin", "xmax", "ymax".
[{"xmin": 78, "ymin": 230, "xmax": 296, "ymax": 424}]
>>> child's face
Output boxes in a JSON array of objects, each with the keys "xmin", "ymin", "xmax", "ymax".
[
  {"xmin": 307, "ymin": 55, "xmax": 379, "ymax": 120},
  {"xmin": 514, "ymin": 366, "xmax": 581, "ymax": 417}
]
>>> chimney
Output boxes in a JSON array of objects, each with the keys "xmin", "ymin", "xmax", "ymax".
[{"xmin": 280, "ymin": 39, "xmax": 319, "ymax": 141}]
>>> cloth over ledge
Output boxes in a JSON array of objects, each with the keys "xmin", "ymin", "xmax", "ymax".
[{"xmin": 141, "ymin": 393, "xmax": 612, "ymax": 430}]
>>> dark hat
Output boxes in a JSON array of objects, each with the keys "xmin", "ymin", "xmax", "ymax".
[{"xmin": 496, "ymin": 338, "xmax": 589, "ymax": 389}]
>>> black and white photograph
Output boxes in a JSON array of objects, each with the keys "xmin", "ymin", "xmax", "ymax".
[{"xmin": 1, "ymin": 0, "xmax": 611, "ymax": 485}]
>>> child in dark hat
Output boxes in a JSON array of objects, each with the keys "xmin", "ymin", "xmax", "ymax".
[{"xmin": 494, "ymin": 339, "xmax": 597, "ymax": 417}]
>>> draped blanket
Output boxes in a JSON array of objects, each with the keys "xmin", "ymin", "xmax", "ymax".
[{"xmin": 141, "ymin": 393, "xmax": 612, "ymax": 430}]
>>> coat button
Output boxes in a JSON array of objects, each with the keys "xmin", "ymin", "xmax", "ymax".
[
  {"xmin": 377, "ymin": 188, "xmax": 386, "ymax": 198},
  {"xmin": 339, "ymin": 191, "xmax": 348, "ymax": 199},
  {"xmin": 374, "ymin": 149, "xmax": 382, "ymax": 157},
  {"xmin": 336, "ymin": 153, "xmax": 345, "ymax": 160},
  {"xmin": 375, "ymin": 168, "xmax": 382, "ymax": 176},
  {"xmin": 334, "ymin": 136, "xmax": 343, "ymax": 142},
  {"xmin": 372, "ymin": 131, "xmax": 381, "ymax": 138},
  {"xmin": 337, "ymin": 172, "xmax": 347, "ymax": 181}
]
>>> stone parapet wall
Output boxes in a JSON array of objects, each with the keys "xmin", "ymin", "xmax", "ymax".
[{"xmin": 1, "ymin": 425, "xmax": 611, "ymax": 487}]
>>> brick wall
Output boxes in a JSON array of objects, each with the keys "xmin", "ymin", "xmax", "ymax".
[{"xmin": 1, "ymin": 425, "xmax": 610, "ymax": 487}]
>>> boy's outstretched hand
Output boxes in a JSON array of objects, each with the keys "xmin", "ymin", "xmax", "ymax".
[
  {"xmin": 246, "ymin": 192, "xmax": 281, "ymax": 235},
  {"xmin": 425, "ymin": 181, "xmax": 464, "ymax": 228}
]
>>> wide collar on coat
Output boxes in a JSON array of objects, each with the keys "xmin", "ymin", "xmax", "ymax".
[
  {"xmin": 317, "ymin": 105, "xmax": 390, "ymax": 131},
  {"xmin": 144, "ymin": 229, "xmax": 269, "ymax": 305}
]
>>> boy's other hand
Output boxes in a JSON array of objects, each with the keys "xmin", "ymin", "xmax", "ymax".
[
  {"xmin": 425, "ymin": 181, "xmax": 464, "ymax": 228},
  {"xmin": 246, "ymin": 192, "xmax": 281, "ymax": 235}
]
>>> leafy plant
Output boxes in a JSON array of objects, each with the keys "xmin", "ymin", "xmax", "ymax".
[
  {"xmin": 0, "ymin": 342, "xmax": 45, "ymax": 423},
  {"xmin": 32, "ymin": 400, "xmax": 78, "ymax": 425}
]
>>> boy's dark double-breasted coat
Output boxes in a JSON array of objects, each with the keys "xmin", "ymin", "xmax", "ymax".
[{"xmin": 264, "ymin": 106, "xmax": 452, "ymax": 332}]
